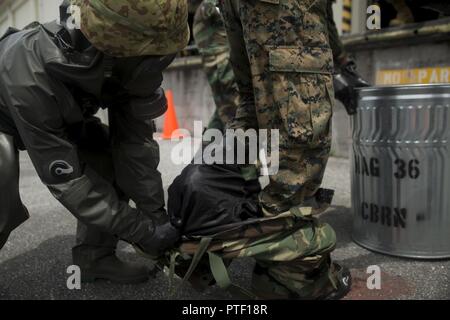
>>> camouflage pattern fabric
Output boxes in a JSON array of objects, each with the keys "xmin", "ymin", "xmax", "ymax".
[
  {"xmin": 215, "ymin": 0, "xmax": 340, "ymax": 298},
  {"xmin": 207, "ymin": 109, "xmax": 225, "ymax": 132},
  {"xmin": 193, "ymin": 0, "xmax": 239, "ymax": 130},
  {"xmin": 219, "ymin": 0, "xmax": 334, "ymax": 214},
  {"xmin": 193, "ymin": 0, "xmax": 348, "ymax": 129},
  {"xmin": 73, "ymin": 0, "xmax": 190, "ymax": 57},
  {"xmin": 177, "ymin": 208, "xmax": 339, "ymax": 299}
]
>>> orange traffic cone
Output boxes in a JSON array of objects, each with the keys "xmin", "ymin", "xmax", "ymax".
[{"xmin": 162, "ymin": 90, "xmax": 184, "ymax": 140}]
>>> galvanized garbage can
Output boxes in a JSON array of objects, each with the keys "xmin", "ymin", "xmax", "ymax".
[{"xmin": 351, "ymin": 84, "xmax": 450, "ymax": 259}]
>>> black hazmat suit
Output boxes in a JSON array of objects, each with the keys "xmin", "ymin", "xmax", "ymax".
[{"xmin": 0, "ymin": 21, "xmax": 173, "ymax": 257}]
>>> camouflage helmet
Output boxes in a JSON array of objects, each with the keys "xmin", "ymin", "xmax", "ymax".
[{"xmin": 72, "ymin": 0, "xmax": 190, "ymax": 57}]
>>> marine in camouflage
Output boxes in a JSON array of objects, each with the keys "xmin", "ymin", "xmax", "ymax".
[
  {"xmin": 219, "ymin": 0, "xmax": 334, "ymax": 214},
  {"xmin": 215, "ymin": 0, "xmax": 343, "ymax": 298},
  {"xmin": 193, "ymin": 0, "xmax": 351, "ymax": 132},
  {"xmin": 192, "ymin": 0, "xmax": 239, "ymax": 131},
  {"xmin": 73, "ymin": 0, "xmax": 190, "ymax": 57}
]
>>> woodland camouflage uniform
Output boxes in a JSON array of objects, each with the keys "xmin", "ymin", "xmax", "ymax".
[{"xmin": 192, "ymin": 0, "xmax": 239, "ymax": 131}]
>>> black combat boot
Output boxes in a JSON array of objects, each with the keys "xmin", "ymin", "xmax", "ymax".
[
  {"xmin": 251, "ymin": 264, "xmax": 299, "ymax": 299},
  {"xmin": 251, "ymin": 260, "xmax": 352, "ymax": 300},
  {"xmin": 334, "ymin": 58, "xmax": 370, "ymax": 115},
  {"xmin": 72, "ymin": 246, "xmax": 150, "ymax": 284},
  {"xmin": 322, "ymin": 263, "xmax": 352, "ymax": 300}
]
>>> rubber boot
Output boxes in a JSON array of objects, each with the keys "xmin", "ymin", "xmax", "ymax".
[
  {"xmin": 0, "ymin": 133, "xmax": 29, "ymax": 249},
  {"xmin": 72, "ymin": 246, "xmax": 150, "ymax": 284},
  {"xmin": 334, "ymin": 57, "xmax": 370, "ymax": 115},
  {"xmin": 321, "ymin": 263, "xmax": 352, "ymax": 300}
]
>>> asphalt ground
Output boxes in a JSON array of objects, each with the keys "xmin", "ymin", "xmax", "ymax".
[{"xmin": 0, "ymin": 139, "xmax": 449, "ymax": 300}]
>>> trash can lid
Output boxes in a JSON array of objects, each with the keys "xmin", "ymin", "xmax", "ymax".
[{"xmin": 356, "ymin": 83, "xmax": 450, "ymax": 100}]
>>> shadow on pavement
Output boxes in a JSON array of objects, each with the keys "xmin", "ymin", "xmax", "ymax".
[
  {"xmin": 321, "ymin": 205, "xmax": 354, "ymax": 247},
  {"xmin": 0, "ymin": 235, "xmax": 235, "ymax": 300}
]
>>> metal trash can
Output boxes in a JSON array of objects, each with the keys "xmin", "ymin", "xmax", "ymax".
[{"xmin": 351, "ymin": 84, "xmax": 450, "ymax": 259}]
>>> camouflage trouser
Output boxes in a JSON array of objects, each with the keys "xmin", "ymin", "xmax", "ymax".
[
  {"xmin": 192, "ymin": 0, "xmax": 240, "ymax": 131},
  {"xmin": 224, "ymin": 219, "xmax": 337, "ymax": 298},
  {"xmin": 198, "ymin": 0, "xmax": 343, "ymax": 132},
  {"xmin": 219, "ymin": 0, "xmax": 335, "ymax": 214},
  {"xmin": 202, "ymin": 52, "xmax": 240, "ymax": 131},
  {"xmin": 207, "ymin": 109, "xmax": 225, "ymax": 131},
  {"xmin": 179, "ymin": 211, "xmax": 338, "ymax": 299},
  {"xmin": 217, "ymin": 0, "xmax": 338, "ymax": 298}
]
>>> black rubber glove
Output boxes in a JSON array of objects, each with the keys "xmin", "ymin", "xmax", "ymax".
[{"xmin": 334, "ymin": 60, "xmax": 370, "ymax": 115}]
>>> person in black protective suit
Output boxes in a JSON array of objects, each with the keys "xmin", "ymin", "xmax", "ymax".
[{"xmin": 0, "ymin": 0, "xmax": 190, "ymax": 283}]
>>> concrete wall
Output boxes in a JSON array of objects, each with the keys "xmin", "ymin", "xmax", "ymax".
[
  {"xmin": 0, "ymin": 0, "xmax": 61, "ymax": 35},
  {"xmin": 159, "ymin": 65, "xmax": 216, "ymax": 132}
]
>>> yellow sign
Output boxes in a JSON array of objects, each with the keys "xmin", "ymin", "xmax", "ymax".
[{"xmin": 376, "ymin": 67, "xmax": 450, "ymax": 85}]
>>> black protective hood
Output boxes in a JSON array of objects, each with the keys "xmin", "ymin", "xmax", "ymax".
[{"xmin": 42, "ymin": 22, "xmax": 175, "ymax": 106}]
